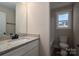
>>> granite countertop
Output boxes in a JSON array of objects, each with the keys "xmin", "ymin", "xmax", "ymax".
[{"xmin": 0, "ymin": 35, "xmax": 40, "ymax": 55}]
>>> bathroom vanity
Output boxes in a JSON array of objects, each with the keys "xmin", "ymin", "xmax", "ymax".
[{"xmin": 0, "ymin": 35, "xmax": 40, "ymax": 56}]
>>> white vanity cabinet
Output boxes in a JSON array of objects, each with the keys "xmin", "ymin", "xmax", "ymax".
[{"xmin": 2, "ymin": 39, "xmax": 39, "ymax": 56}]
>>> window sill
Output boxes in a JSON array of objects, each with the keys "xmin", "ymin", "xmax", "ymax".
[{"xmin": 56, "ymin": 27, "xmax": 71, "ymax": 29}]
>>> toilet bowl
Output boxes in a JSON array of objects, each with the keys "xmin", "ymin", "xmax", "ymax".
[
  {"xmin": 59, "ymin": 36, "xmax": 69, "ymax": 55},
  {"xmin": 59, "ymin": 36, "xmax": 69, "ymax": 48},
  {"xmin": 60, "ymin": 50, "xmax": 68, "ymax": 56}
]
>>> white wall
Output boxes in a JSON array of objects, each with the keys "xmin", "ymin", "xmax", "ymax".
[
  {"xmin": 73, "ymin": 3, "xmax": 79, "ymax": 55},
  {"xmin": 73, "ymin": 3, "xmax": 79, "ymax": 47},
  {"xmin": 16, "ymin": 3, "xmax": 27, "ymax": 33},
  {"xmin": 50, "ymin": 5, "xmax": 74, "ymax": 48},
  {"xmin": 27, "ymin": 2, "xmax": 50, "ymax": 56},
  {"xmin": 50, "ymin": 10, "xmax": 56, "ymax": 55}
]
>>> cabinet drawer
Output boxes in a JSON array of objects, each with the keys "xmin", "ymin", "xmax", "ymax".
[
  {"xmin": 23, "ymin": 46, "xmax": 39, "ymax": 56},
  {"xmin": 3, "ymin": 40, "xmax": 39, "ymax": 56}
]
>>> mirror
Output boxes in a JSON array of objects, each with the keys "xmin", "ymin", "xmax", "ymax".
[
  {"xmin": 0, "ymin": 12, "xmax": 6, "ymax": 35},
  {"xmin": 0, "ymin": 2, "xmax": 16, "ymax": 36}
]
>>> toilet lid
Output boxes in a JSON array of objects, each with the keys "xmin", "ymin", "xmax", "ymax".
[{"xmin": 60, "ymin": 43, "xmax": 69, "ymax": 48}]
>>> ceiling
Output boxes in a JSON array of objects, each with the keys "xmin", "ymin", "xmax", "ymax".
[
  {"xmin": 50, "ymin": 2, "xmax": 72, "ymax": 9},
  {"xmin": 0, "ymin": 2, "xmax": 16, "ymax": 10},
  {"xmin": 0, "ymin": 2, "xmax": 73, "ymax": 10}
]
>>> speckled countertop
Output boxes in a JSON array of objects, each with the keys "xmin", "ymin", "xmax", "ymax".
[{"xmin": 0, "ymin": 34, "xmax": 40, "ymax": 55}]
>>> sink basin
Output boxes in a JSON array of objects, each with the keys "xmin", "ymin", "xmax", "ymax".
[
  {"xmin": 8, "ymin": 38, "xmax": 30, "ymax": 45},
  {"xmin": 0, "ymin": 38, "xmax": 31, "ymax": 52}
]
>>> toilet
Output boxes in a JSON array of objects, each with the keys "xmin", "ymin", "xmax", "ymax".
[{"xmin": 59, "ymin": 36, "xmax": 69, "ymax": 56}]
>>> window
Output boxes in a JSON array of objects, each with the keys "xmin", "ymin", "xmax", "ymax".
[{"xmin": 56, "ymin": 10, "xmax": 71, "ymax": 29}]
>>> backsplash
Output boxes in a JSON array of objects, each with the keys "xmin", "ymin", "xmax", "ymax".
[{"xmin": 0, "ymin": 33, "xmax": 40, "ymax": 41}]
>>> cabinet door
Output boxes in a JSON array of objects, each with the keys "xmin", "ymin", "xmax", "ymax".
[
  {"xmin": 23, "ymin": 46, "xmax": 39, "ymax": 56},
  {"xmin": 3, "ymin": 43, "xmax": 29, "ymax": 56},
  {"xmin": 2, "ymin": 40, "xmax": 39, "ymax": 56}
]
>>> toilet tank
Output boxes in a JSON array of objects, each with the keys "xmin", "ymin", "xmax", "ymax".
[{"xmin": 60, "ymin": 36, "xmax": 68, "ymax": 43}]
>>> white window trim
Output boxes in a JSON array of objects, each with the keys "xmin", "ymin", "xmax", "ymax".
[{"xmin": 56, "ymin": 9, "xmax": 72, "ymax": 29}]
